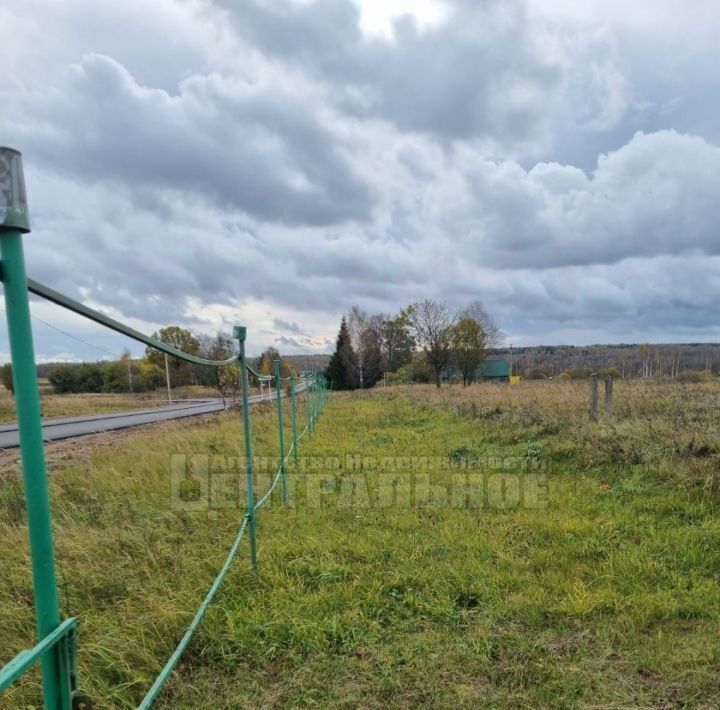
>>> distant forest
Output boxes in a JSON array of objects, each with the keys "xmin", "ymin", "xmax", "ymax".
[
  {"xmin": 490, "ymin": 343, "xmax": 720, "ymax": 379},
  {"xmin": 34, "ymin": 353, "xmax": 331, "ymax": 380},
  {"xmin": 31, "ymin": 343, "xmax": 720, "ymax": 385}
]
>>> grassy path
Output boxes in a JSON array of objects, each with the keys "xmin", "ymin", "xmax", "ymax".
[{"xmin": 1, "ymin": 383, "xmax": 719, "ymax": 707}]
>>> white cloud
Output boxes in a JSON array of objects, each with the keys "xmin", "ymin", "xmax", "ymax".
[
  {"xmin": 354, "ymin": 0, "xmax": 449, "ymax": 38},
  {"xmin": 0, "ymin": 0, "xmax": 718, "ymax": 358}
]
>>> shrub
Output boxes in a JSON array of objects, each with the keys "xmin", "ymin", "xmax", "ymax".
[
  {"xmin": 76, "ymin": 363, "xmax": 103, "ymax": 393},
  {"xmin": 50, "ymin": 359, "xmax": 164, "ymax": 394},
  {"xmin": 48, "ymin": 364, "xmax": 80, "ymax": 393},
  {"xmin": 135, "ymin": 360, "xmax": 165, "ymax": 391},
  {"xmin": 383, "ymin": 356, "xmax": 434, "ymax": 385},
  {"xmin": 102, "ymin": 361, "xmax": 131, "ymax": 393},
  {"xmin": 677, "ymin": 369, "xmax": 713, "ymax": 383},
  {"xmin": 1, "ymin": 363, "xmax": 13, "ymax": 394},
  {"xmin": 572, "ymin": 367, "xmax": 593, "ymax": 379}
]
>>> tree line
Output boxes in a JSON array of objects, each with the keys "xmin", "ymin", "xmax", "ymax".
[
  {"xmin": 38, "ymin": 326, "xmax": 297, "ymax": 398},
  {"xmin": 509, "ymin": 342, "xmax": 720, "ymax": 381},
  {"xmin": 5, "ymin": 302, "xmax": 499, "ymax": 397},
  {"xmin": 325, "ymin": 299, "xmax": 500, "ymax": 389},
  {"xmin": 47, "ymin": 354, "xmax": 164, "ymax": 394}
]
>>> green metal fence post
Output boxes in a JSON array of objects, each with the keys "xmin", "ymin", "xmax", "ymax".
[
  {"xmin": 312, "ymin": 373, "xmax": 316, "ymax": 427},
  {"xmin": 307, "ymin": 373, "xmax": 314, "ymax": 434},
  {"xmin": 314, "ymin": 373, "xmax": 319, "ymax": 419},
  {"xmin": 302, "ymin": 375, "xmax": 309, "ymax": 434},
  {"xmin": 290, "ymin": 372, "xmax": 299, "ymax": 466},
  {"xmin": 314, "ymin": 373, "xmax": 320, "ymax": 418},
  {"xmin": 274, "ymin": 360, "xmax": 288, "ymax": 505},
  {"xmin": 234, "ymin": 326, "xmax": 257, "ymax": 569},
  {"xmin": 0, "ymin": 148, "xmax": 72, "ymax": 709},
  {"xmin": 311, "ymin": 373, "xmax": 316, "ymax": 424}
]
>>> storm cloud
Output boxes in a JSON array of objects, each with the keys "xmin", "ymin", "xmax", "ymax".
[{"xmin": 1, "ymin": 0, "xmax": 719, "ymax": 359}]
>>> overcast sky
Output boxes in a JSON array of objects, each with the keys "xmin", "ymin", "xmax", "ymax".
[{"xmin": 1, "ymin": 0, "xmax": 719, "ymax": 360}]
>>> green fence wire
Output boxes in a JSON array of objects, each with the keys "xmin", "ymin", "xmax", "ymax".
[{"xmin": 0, "ymin": 147, "xmax": 330, "ymax": 709}]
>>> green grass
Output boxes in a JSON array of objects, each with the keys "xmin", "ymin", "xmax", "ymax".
[{"xmin": 1, "ymin": 381, "xmax": 720, "ymax": 707}]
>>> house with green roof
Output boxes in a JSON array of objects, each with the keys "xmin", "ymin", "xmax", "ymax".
[
  {"xmin": 442, "ymin": 357, "xmax": 510, "ymax": 383},
  {"xmin": 477, "ymin": 358, "xmax": 510, "ymax": 382}
]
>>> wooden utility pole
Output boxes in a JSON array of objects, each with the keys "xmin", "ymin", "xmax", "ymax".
[
  {"xmin": 589, "ymin": 373, "xmax": 598, "ymax": 421},
  {"xmin": 604, "ymin": 374, "xmax": 613, "ymax": 418}
]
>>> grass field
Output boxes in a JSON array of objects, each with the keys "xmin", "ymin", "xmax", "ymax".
[{"xmin": 1, "ymin": 380, "xmax": 720, "ymax": 707}]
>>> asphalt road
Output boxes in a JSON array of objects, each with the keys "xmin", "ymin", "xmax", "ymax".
[{"xmin": 0, "ymin": 386, "xmax": 300, "ymax": 449}]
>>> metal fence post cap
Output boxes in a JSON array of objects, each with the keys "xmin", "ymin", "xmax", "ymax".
[
  {"xmin": 233, "ymin": 325, "xmax": 247, "ymax": 341},
  {"xmin": 0, "ymin": 148, "xmax": 30, "ymax": 234}
]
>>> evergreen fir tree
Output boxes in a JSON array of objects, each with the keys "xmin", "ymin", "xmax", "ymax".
[{"xmin": 325, "ymin": 317, "xmax": 357, "ymax": 390}]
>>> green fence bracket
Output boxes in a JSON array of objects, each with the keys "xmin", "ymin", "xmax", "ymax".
[
  {"xmin": 234, "ymin": 325, "xmax": 257, "ymax": 570},
  {"xmin": 0, "ymin": 618, "xmax": 75, "ymax": 693},
  {"xmin": 274, "ymin": 360, "xmax": 288, "ymax": 505}
]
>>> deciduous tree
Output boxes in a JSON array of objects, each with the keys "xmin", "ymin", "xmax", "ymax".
[
  {"xmin": 405, "ymin": 300, "xmax": 454, "ymax": 388},
  {"xmin": 459, "ymin": 300, "xmax": 501, "ymax": 348},
  {"xmin": 257, "ymin": 346, "xmax": 293, "ymax": 380},
  {"xmin": 451, "ymin": 317, "xmax": 487, "ymax": 386},
  {"xmin": 194, "ymin": 332, "xmax": 234, "ymax": 388},
  {"xmin": 217, "ymin": 363, "xmax": 241, "ymax": 405},
  {"xmin": 146, "ymin": 326, "xmax": 200, "ymax": 386},
  {"xmin": 345, "ymin": 307, "xmax": 384, "ymax": 389},
  {"xmin": 380, "ymin": 313, "xmax": 415, "ymax": 373}
]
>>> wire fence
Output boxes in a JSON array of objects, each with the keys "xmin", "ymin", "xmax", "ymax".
[{"xmin": 0, "ymin": 147, "xmax": 329, "ymax": 708}]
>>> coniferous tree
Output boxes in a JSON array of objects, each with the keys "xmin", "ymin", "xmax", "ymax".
[{"xmin": 325, "ymin": 317, "xmax": 357, "ymax": 390}]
